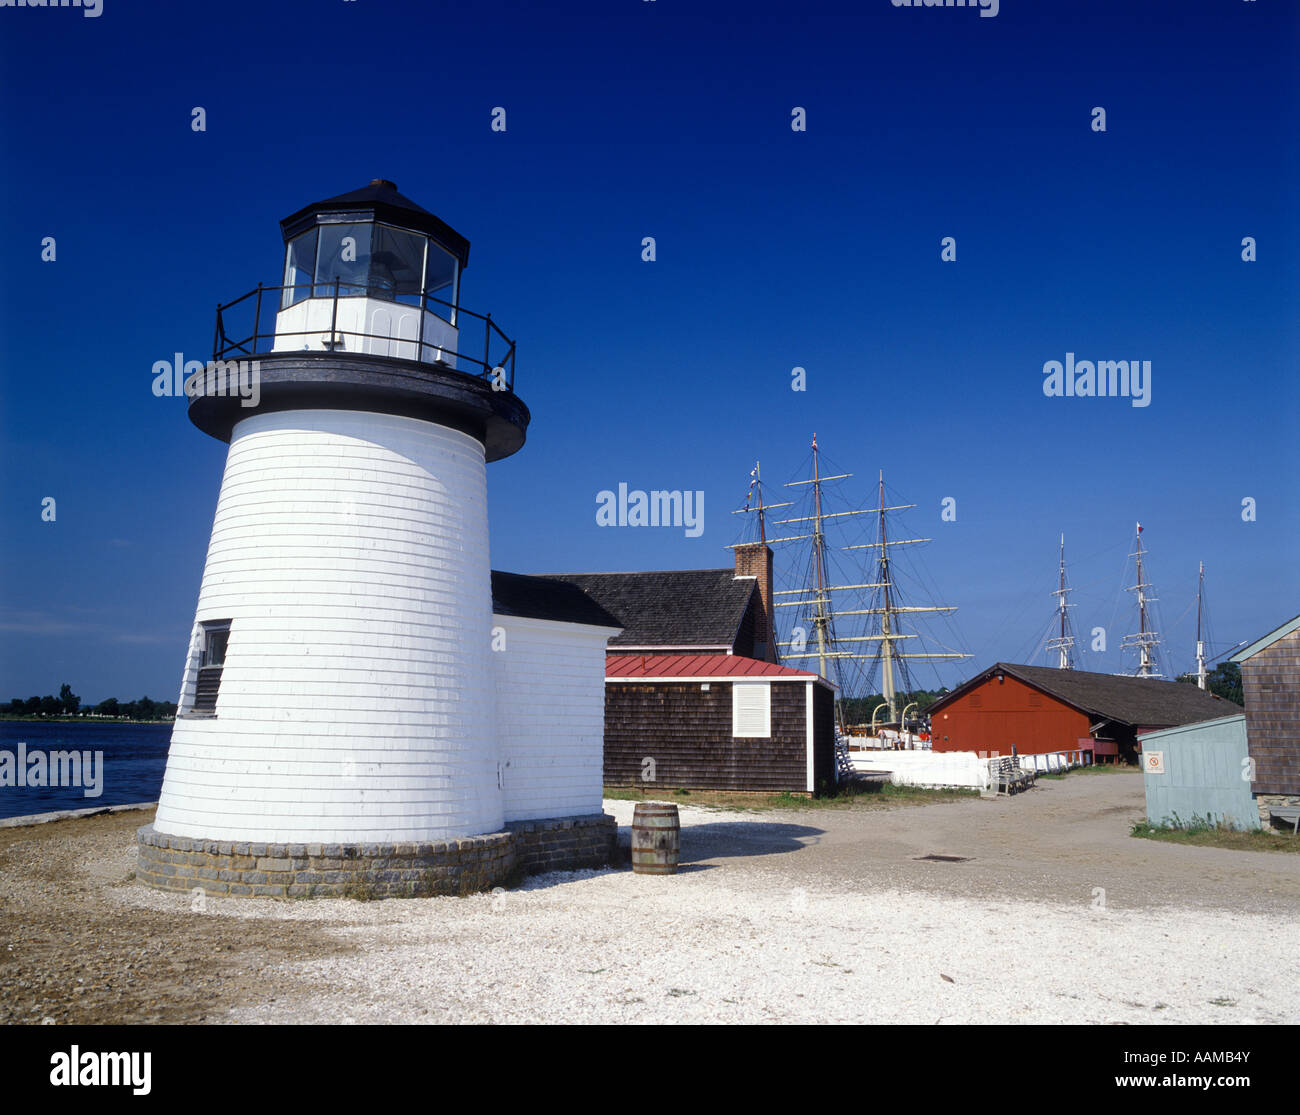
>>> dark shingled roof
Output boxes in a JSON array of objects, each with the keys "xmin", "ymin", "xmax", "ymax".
[
  {"xmin": 539, "ymin": 570, "xmax": 758, "ymax": 649},
  {"xmin": 490, "ymin": 571, "xmax": 622, "ymax": 629},
  {"xmin": 929, "ymin": 662, "xmax": 1234, "ymax": 728}
]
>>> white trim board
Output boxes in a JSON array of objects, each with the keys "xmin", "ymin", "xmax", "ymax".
[{"xmin": 805, "ymin": 680, "xmax": 816, "ymax": 792}]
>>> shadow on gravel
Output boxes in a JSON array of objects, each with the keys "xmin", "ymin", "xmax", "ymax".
[{"xmin": 616, "ymin": 820, "xmax": 826, "ymax": 866}]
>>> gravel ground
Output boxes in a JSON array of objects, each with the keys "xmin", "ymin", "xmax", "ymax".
[{"xmin": 2, "ymin": 772, "xmax": 1297, "ymax": 1024}]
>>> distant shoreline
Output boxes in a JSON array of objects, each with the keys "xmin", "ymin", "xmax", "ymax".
[{"xmin": 0, "ymin": 716, "xmax": 174, "ymax": 725}]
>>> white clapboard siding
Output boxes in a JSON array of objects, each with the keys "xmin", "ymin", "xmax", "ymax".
[
  {"xmin": 491, "ymin": 615, "xmax": 618, "ymax": 823},
  {"xmin": 156, "ymin": 408, "xmax": 502, "ymax": 844}
]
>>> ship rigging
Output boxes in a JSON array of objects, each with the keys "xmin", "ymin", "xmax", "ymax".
[{"xmin": 731, "ymin": 436, "xmax": 969, "ymax": 728}]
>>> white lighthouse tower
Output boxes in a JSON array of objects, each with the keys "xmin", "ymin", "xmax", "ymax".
[{"xmin": 137, "ymin": 181, "xmax": 612, "ymax": 899}]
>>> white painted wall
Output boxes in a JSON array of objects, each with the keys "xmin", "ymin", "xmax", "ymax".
[
  {"xmin": 156, "ymin": 408, "xmax": 499, "ymax": 844},
  {"xmin": 273, "ymin": 298, "xmax": 459, "ymax": 366},
  {"xmin": 1017, "ymin": 751, "xmax": 1088, "ymax": 773},
  {"xmin": 804, "ymin": 681, "xmax": 815, "ymax": 793},
  {"xmin": 850, "ymin": 749, "xmax": 990, "ymax": 790},
  {"xmin": 491, "ymin": 615, "xmax": 619, "ymax": 823},
  {"xmin": 851, "ymin": 749, "xmax": 1088, "ymax": 790}
]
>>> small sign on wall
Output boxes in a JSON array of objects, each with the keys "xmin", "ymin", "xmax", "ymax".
[{"xmin": 1145, "ymin": 751, "xmax": 1166, "ymax": 775}]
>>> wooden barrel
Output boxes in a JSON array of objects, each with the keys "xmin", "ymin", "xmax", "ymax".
[{"xmin": 631, "ymin": 802, "xmax": 680, "ymax": 875}]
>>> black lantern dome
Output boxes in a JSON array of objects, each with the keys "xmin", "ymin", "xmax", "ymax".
[
  {"xmin": 278, "ymin": 178, "xmax": 470, "ymax": 315},
  {"xmin": 192, "ymin": 179, "xmax": 527, "ymax": 461},
  {"xmin": 280, "ymin": 178, "xmax": 471, "ymax": 270}
]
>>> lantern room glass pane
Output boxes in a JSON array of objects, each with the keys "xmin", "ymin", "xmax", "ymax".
[
  {"xmin": 373, "ymin": 224, "xmax": 426, "ymax": 306},
  {"xmin": 425, "ymin": 241, "xmax": 458, "ymax": 323},
  {"xmin": 281, "ymin": 228, "xmax": 318, "ymax": 309},
  {"xmin": 316, "ymin": 223, "xmax": 372, "ymax": 297}
]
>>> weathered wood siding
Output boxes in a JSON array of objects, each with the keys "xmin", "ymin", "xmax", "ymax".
[
  {"xmin": 605, "ymin": 680, "xmax": 809, "ymax": 792},
  {"xmin": 1241, "ymin": 628, "xmax": 1300, "ymax": 795}
]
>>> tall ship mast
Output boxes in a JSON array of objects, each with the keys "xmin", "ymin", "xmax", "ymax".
[
  {"xmin": 1045, "ymin": 534, "xmax": 1076, "ymax": 669},
  {"xmin": 733, "ymin": 436, "xmax": 968, "ymax": 725},
  {"xmin": 1195, "ymin": 561, "xmax": 1209, "ymax": 689},
  {"xmin": 841, "ymin": 469, "xmax": 969, "ymax": 721},
  {"xmin": 736, "ymin": 460, "xmax": 785, "ymax": 659},
  {"xmin": 1121, "ymin": 521, "xmax": 1162, "ymax": 678},
  {"xmin": 757, "ymin": 435, "xmax": 875, "ymax": 690},
  {"xmin": 1196, "ymin": 561, "xmax": 1206, "ymax": 680},
  {"xmin": 1188, "ymin": 564, "xmax": 1248, "ymax": 688}
]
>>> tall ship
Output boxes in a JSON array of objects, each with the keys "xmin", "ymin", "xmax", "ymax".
[
  {"xmin": 1045, "ymin": 534, "xmax": 1077, "ymax": 670},
  {"xmin": 732, "ymin": 436, "xmax": 969, "ymax": 746},
  {"xmin": 1121, "ymin": 522, "xmax": 1164, "ymax": 678}
]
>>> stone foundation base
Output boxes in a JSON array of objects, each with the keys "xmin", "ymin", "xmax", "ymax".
[
  {"xmin": 1257, "ymin": 793, "xmax": 1300, "ymax": 829},
  {"xmin": 136, "ymin": 812, "xmax": 617, "ymax": 900},
  {"xmin": 506, "ymin": 813, "xmax": 618, "ymax": 874}
]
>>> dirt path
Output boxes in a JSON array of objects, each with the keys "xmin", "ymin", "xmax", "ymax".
[
  {"xmin": 702, "ymin": 771, "xmax": 1300, "ymax": 914},
  {"xmin": 1, "ymin": 773, "xmax": 1296, "ymax": 1024}
]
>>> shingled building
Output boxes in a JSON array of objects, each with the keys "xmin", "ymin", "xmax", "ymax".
[
  {"xmin": 544, "ymin": 544, "xmax": 837, "ymax": 794},
  {"xmin": 543, "ymin": 542, "xmax": 778, "ymax": 663},
  {"xmin": 1231, "ymin": 615, "xmax": 1300, "ymax": 829}
]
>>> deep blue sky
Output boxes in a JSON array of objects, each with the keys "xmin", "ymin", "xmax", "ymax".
[{"xmin": 1, "ymin": 0, "xmax": 1296, "ymax": 703}]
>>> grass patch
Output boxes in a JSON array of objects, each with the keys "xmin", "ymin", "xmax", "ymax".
[
  {"xmin": 604, "ymin": 781, "xmax": 977, "ymax": 813},
  {"xmin": 1131, "ymin": 814, "xmax": 1300, "ymax": 854}
]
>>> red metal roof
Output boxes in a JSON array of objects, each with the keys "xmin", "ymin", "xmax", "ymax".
[{"xmin": 605, "ymin": 653, "xmax": 821, "ymax": 680}]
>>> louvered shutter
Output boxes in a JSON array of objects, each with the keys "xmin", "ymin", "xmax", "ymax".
[{"xmin": 732, "ymin": 682, "xmax": 771, "ymax": 738}]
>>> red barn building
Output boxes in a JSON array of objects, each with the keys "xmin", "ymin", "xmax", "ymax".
[{"xmin": 927, "ymin": 662, "xmax": 1232, "ymax": 764}]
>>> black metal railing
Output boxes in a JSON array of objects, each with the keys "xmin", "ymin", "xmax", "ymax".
[{"xmin": 212, "ymin": 280, "xmax": 517, "ymax": 391}]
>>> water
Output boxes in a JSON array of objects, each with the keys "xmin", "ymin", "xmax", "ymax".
[{"xmin": 0, "ymin": 721, "xmax": 172, "ymax": 820}]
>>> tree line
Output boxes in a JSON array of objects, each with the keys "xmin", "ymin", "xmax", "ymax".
[
  {"xmin": 839, "ymin": 688, "xmax": 950, "ymax": 725},
  {"xmin": 1175, "ymin": 661, "xmax": 1243, "ymax": 705},
  {"xmin": 3, "ymin": 683, "xmax": 177, "ymax": 721}
]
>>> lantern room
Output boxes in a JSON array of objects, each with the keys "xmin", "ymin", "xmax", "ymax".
[{"xmin": 273, "ymin": 178, "xmax": 471, "ymax": 366}]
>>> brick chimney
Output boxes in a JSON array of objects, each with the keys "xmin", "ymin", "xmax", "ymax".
[{"xmin": 734, "ymin": 542, "xmax": 778, "ymax": 663}]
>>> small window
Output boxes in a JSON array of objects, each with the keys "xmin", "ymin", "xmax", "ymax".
[
  {"xmin": 732, "ymin": 682, "xmax": 771, "ymax": 738},
  {"xmin": 202, "ymin": 623, "xmax": 230, "ymax": 667},
  {"xmin": 193, "ymin": 620, "xmax": 231, "ymax": 715}
]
